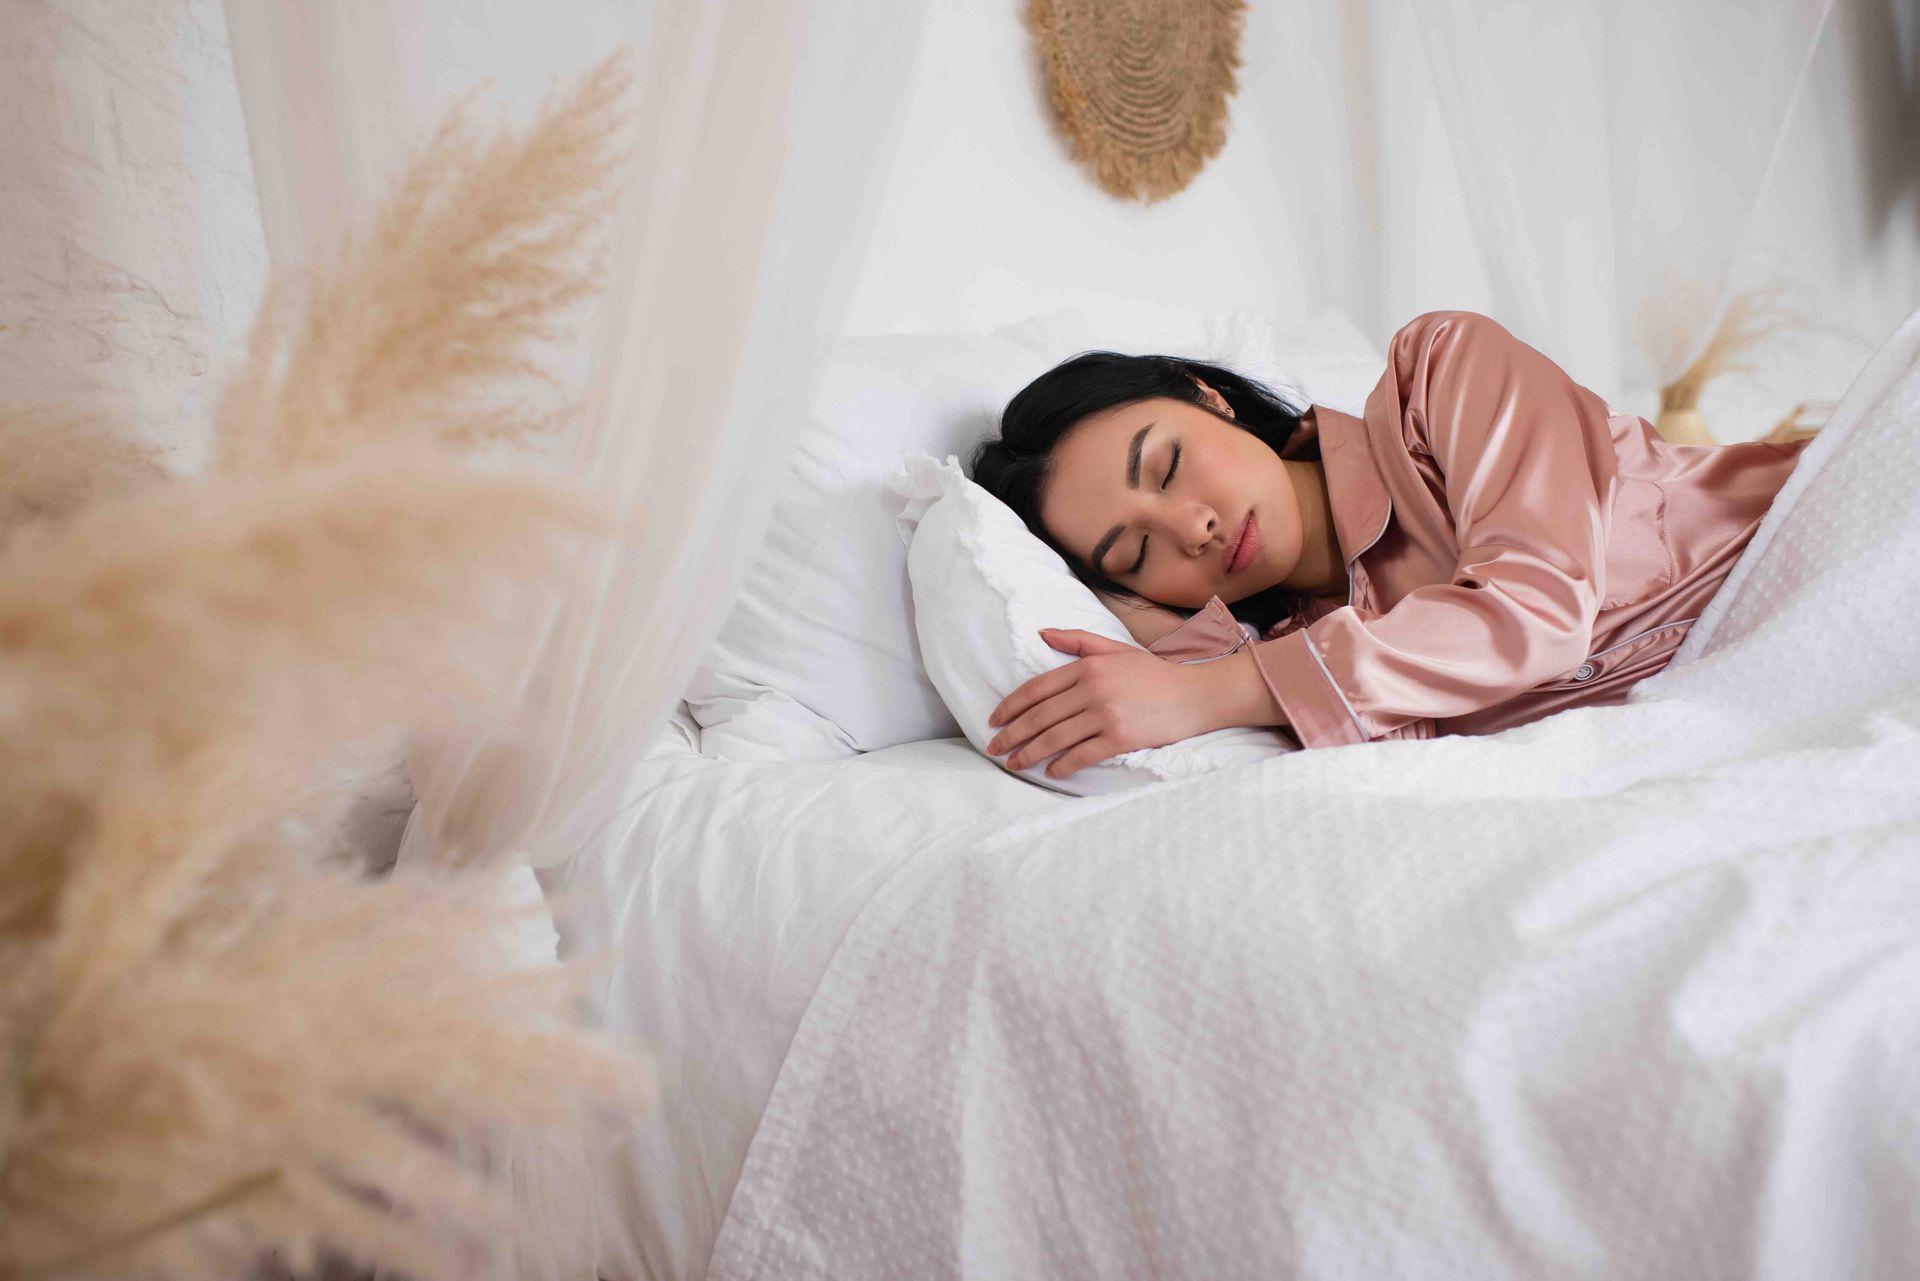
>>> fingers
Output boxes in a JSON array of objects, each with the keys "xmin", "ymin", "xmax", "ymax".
[
  {"xmin": 988, "ymin": 662, "xmax": 1078, "ymax": 730},
  {"xmin": 1003, "ymin": 710, "xmax": 1102, "ymax": 772},
  {"xmin": 1042, "ymin": 628, "xmax": 1131, "ymax": 657},
  {"xmin": 987, "ymin": 686, "xmax": 1088, "ymax": 757},
  {"xmin": 1044, "ymin": 734, "xmax": 1120, "ymax": 779}
]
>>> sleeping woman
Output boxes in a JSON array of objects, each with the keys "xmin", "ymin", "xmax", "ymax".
[{"xmin": 969, "ymin": 309, "xmax": 1813, "ymax": 779}]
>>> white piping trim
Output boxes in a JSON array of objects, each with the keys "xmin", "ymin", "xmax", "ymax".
[
  {"xmin": 1314, "ymin": 492, "xmax": 1394, "ymax": 740},
  {"xmin": 1174, "ymin": 635, "xmax": 1249, "ymax": 666},
  {"xmin": 1303, "ymin": 633, "xmax": 1369, "ymax": 740},
  {"xmin": 1585, "ymin": 615, "xmax": 1700, "ymax": 664}
]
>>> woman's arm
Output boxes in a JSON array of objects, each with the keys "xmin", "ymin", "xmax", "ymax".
[
  {"xmin": 984, "ymin": 631, "xmax": 1288, "ymax": 779},
  {"xmin": 1246, "ymin": 310, "xmax": 1615, "ymax": 748},
  {"xmin": 1194, "ymin": 647, "xmax": 1289, "ymax": 731},
  {"xmin": 1093, "ymin": 588, "xmax": 1285, "ymax": 721}
]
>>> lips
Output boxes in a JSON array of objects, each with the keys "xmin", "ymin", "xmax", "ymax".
[{"xmin": 1226, "ymin": 510, "xmax": 1260, "ymax": 573}]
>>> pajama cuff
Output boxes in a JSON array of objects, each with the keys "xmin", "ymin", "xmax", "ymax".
[{"xmin": 1247, "ymin": 628, "xmax": 1369, "ymax": 750}]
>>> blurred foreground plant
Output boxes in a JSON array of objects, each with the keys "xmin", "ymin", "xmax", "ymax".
[
  {"xmin": 1655, "ymin": 279, "xmax": 1836, "ymax": 446},
  {"xmin": 0, "ymin": 50, "xmax": 651, "ymax": 1281}
]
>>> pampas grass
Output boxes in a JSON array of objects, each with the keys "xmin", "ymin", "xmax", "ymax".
[
  {"xmin": 1655, "ymin": 280, "xmax": 1833, "ymax": 446},
  {"xmin": 3, "ymin": 852, "xmax": 647, "ymax": 1281},
  {"xmin": 0, "ymin": 48, "xmax": 656, "ymax": 1280},
  {"xmin": 0, "ymin": 456, "xmax": 611, "ymax": 938},
  {"xmin": 214, "ymin": 54, "xmax": 632, "ymax": 475},
  {"xmin": 0, "ymin": 407, "xmax": 166, "ymax": 547}
]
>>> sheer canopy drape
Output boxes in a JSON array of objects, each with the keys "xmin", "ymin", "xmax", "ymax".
[{"xmin": 223, "ymin": 0, "xmax": 930, "ymax": 872}]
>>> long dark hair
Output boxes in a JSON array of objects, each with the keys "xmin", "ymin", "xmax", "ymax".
[{"xmin": 969, "ymin": 350, "xmax": 1318, "ymax": 636}]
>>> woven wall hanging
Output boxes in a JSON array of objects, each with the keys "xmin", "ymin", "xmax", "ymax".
[{"xmin": 1027, "ymin": 0, "xmax": 1248, "ymax": 204}]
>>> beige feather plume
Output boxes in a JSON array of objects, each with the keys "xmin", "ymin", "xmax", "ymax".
[
  {"xmin": 4, "ymin": 852, "xmax": 649, "ymax": 1281},
  {"xmin": 0, "ymin": 457, "xmax": 638, "ymax": 1280},
  {"xmin": 0, "ymin": 407, "xmax": 167, "ymax": 547},
  {"xmin": 1654, "ymin": 280, "xmax": 1834, "ymax": 445},
  {"xmin": 0, "ymin": 46, "xmax": 658, "ymax": 1281},
  {"xmin": 214, "ymin": 52, "xmax": 633, "ymax": 474}
]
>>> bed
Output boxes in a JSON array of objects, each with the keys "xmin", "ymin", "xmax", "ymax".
[{"xmin": 531, "ymin": 301, "xmax": 1920, "ymax": 1280}]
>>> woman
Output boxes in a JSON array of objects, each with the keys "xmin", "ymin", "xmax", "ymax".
[{"xmin": 970, "ymin": 309, "xmax": 1813, "ymax": 779}]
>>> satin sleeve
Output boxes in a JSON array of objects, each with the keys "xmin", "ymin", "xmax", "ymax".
[
  {"xmin": 1249, "ymin": 310, "xmax": 1615, "ymax": 748},
  {"xmin": 1143, "ymin": 595, "xmax": 1254, "ymax": 663}
]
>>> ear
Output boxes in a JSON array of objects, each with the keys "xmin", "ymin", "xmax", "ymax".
[{"xmin": 1189, "ymin": 375, "xmax": 1235, "ymax": 419}]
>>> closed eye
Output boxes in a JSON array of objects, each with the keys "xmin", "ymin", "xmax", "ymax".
[{"xmin": 1125, "ymin": 442, "xmax": 1182, "ymax": 574}]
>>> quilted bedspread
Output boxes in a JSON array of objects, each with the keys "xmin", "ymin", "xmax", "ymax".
[{"xmin": 707, "ymin": 306, "xmax": 1920, "ymax": 1280}]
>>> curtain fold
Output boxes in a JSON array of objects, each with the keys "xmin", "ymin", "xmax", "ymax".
[
  {"xmin": 222, "ymin": 0, "xmax": 931, "ymax": 872},
  {"xmin": 1403, "ymin": 0, "xmax": 1837, "ymax": 399}
]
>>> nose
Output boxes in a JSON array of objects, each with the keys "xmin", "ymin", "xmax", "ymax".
[{"xmin": 1168, "ymin": 504, "xmax": 1216, "ymax": 557}]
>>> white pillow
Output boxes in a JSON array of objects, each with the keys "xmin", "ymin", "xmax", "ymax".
[
  {"xmin": 961, "ymin": 271, "xmax": 1385, "ymax": 417},
  {"xmin": 683, "ymin": 303, "xmax": 1385, "ymax": 761},
  {"xmin": 1192, "ymin": 306, "xmax": 1385, "ymax": 417},
  {"xmin": 889, "ymin": 453, "xmax": 1296, "ymax": 796},
  {"xmin": 683, "ymin": 310, "xmax": 1102, "ymax": 758}
]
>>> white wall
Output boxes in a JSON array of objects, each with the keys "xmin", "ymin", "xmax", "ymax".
[
  {"xmin": 836, "ymin": 0, "xmax": 1496, "ymax": 345},
  {"xmin": 0, "ymin": 0, "xmax": 264, "ymax": 472}
]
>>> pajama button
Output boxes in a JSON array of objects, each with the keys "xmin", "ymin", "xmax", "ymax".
[{"xmin": 1572, "ymin": 662, "xmax": 1596, "ymax": 681}]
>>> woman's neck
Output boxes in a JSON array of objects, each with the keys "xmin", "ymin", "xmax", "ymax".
[{"xmin": 1278, "ymin": 457, "xmax": 1347, "ymax": 600}]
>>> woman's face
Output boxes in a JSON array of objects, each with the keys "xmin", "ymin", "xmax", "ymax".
[{"xmin": 1037, "ymin": 383, "xmax": 1306, "ymax": 610}]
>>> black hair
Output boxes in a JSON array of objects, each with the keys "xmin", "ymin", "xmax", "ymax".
[{"xmin": 968, "ymin": 350, "xmax": 1319, "ymax": 637}]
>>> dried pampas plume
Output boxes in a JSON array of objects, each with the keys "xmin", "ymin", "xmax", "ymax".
[
  {"xmin": 0, "ymin": 407, "xmax": 166, "ymax": 547},
  {"xmin": 1654, "ymin": 280, "xmax": 1836, "ymax": 446},
  {"xmin": 0, "ymin": 47, "xmax": 655, "ymax": 1281},
  {"xmin": 215, "ymin": 51, "xmax": 632, "ymax": 474},
  {"xmin": 0, "ymin": 457, "xmax": 612, "ymax": 939}
]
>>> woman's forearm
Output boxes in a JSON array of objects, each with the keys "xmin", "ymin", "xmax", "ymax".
[{"xmin": 1195, "ymin": 647, "xmax": 1289, "ymax": 733}]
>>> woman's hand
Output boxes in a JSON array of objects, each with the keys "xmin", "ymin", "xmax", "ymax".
[{"xmin": 985, "ymin": 629, "xmax": 1249, "ymax": 778}]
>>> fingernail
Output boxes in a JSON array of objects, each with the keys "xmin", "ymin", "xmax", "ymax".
[
  {"xmin": 986, "ymin": 737, "xmax": 1001, "ymax": 754},
  {"xmin": 1007, "ymin": 753, "xmax": 1022, "ymax": 769}
]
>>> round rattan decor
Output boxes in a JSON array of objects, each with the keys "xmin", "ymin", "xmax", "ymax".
[{"xmin": 1027, "ymin": 0, "xmax": 1248, "ymax": 204}]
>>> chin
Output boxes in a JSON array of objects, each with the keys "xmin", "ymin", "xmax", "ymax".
[{"xmin": 1224, "ymin": 569, "xmax": 1289, "ymax": 603}]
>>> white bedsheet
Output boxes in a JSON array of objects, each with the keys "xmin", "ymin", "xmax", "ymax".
[
  {"xmin": 530, "ymin": 715, "xmax": 1064, "ymax": 1280},
  {"xmin": 706, "ymin": 305, "xmax": 1920, "ymax": 1279}
]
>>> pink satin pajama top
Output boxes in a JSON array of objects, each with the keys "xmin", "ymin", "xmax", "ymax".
[{"xmin": 1144, "ymin": 309, "xmax": 1813, "ymax": 751}]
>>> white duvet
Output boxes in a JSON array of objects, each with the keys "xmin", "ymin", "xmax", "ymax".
[
  {"xmin": 528, "ymin": 717, "xmax": 1065, "ymax": 1281},
  {"xmin": 701, "ymin": 306, "xmax": 1920, "ymax": 1280}
]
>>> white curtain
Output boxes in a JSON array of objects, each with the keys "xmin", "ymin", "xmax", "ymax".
[
  {"xmin": 220, "ymin": 7, "xmax": 931, "ymax": 1275},
  {"xmin": 1402, "ymin": 0, "xmax": 1839, "ymax": 404},
  {"xmin": 222, "ymin": 0, "xmax": 931, "ymax": 873}
]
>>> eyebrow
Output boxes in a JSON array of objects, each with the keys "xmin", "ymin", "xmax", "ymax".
[{"xmin": 1091, "ymin": 422, "xmax": 1155, "ymax": 574}]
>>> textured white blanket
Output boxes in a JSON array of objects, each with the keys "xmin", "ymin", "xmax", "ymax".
[{"xmin": 709, "ymin": 307, "xmax": 1920, "ymax": 1280}]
